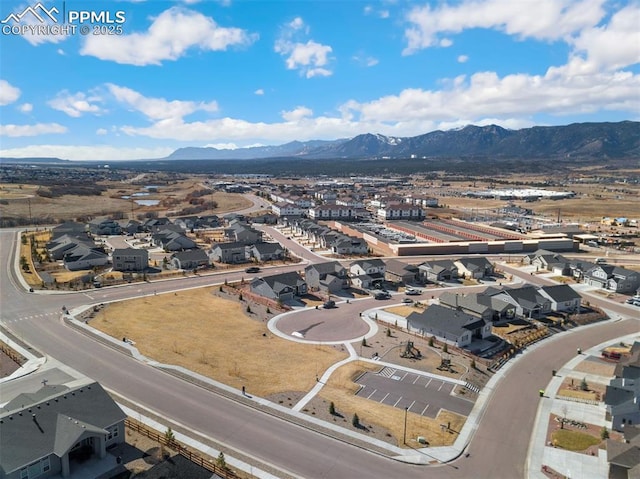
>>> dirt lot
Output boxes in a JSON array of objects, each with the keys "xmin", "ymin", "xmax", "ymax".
[{"xmin": 89, "ymin": 287, "xmax": 347, "ymax": 397}]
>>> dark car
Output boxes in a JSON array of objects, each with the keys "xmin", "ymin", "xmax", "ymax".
[
  {"xmin": 375, "ymin": 292, "xmax": 391, "ymax": 300},
  {"xmin": 245, "ymin": 267, "xmax": 260, "ymax": 273}
]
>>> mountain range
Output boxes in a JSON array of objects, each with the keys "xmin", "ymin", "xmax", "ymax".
[{"xmin": 168, "ymin": 121, "xmax": 639, "ymax": 161}]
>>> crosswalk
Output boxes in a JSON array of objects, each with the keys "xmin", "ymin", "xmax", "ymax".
[
  {"xmin": 377, "ymin": 366, "xmax": 397, "ymax": 378},
  {"xmin": 465, "ymin": 382, "xmax": 480, "ymax": 393},
  {"xmin": 1, "ymin": 311, "xmax": 58, "ymax": 324}
]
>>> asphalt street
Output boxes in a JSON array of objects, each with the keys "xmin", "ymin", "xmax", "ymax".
[{"xmin": 1, "ymin": 227, "xmax": 638, "ymax": 478}]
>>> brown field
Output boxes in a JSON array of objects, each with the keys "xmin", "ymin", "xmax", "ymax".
[
  {"xmin": 1, "ymin": 179, "xmax": 252, "ymax": 222},
  {"xmin": 383, "ymin": 305, "xmax": 423, "ymax": 317},
  {"xmin": 90, "ymin": 287, "xmax": 347, "ymax": 397},
  {"xmin": 318, "ymin": 361, "xmax": 466, "ymax": 447}
]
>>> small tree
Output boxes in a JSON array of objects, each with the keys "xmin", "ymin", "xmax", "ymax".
[
  {"xmin": 443, "ymin": 343, "xmax": 448, "ymax": 353},
  {"xmin": 386, "ymin": 328, "xmax": 391, "ymax": 337},
  {"xmin": 238, "ymin": 293, "xmax": 243, "ymax": 301},
  {"xmin": 601, "ymin": 426, "xmax": 610, "ymax": 440},
  {"xmin": 329, "ymin": 401, "xmax": 336, "ymax": 416},
  {"xmin": 428, "ymin": 336, "xmax": 434, "ymax": 347},
  {"xmin": 164, "ymin": 427, "xmax": 175, "ymax": 444},
  {"xmin": 266, "ymin": 307, "xmax": 271, "ymax": 314},
  {"xmin": 580, "ymin": 377, "xmax": 589, "ymax": 391},
  {"xmin": 470, "ymin": 359, "xmax": 476, "ymax": 370},
  {"xmin": 352, "ymin": 413, "xmax": 360, "ymax": 428},
  {"xmin": 216, "ymin": 451, "xmax": 227, "ymax": 470},
  {"xmin": 219, "ymin": 285, "xmax": 223, "ymax": 292},
  {"xmin": 246, "ymin": 305, "xmax": 252, "ymax": 313},
  {"xmin": 361, "ymin": 337, "xmax": 367, "ymax": 347}
]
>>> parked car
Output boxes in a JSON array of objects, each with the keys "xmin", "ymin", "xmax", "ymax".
[
  {"xmin": 401, "ymin": 298, "xmax": 413, "ymax": 304},
  {"xmin": 595, "ymin": 258, "xmax": 607, "ymax": 264},
  {"xmin": 323, "ymin": 300, "xmax": 336, "ymax": 309},
  {"xmin": 375, "ymin": 292, "xmax": 391, "ymax": 300},
  {"xmin": 245, "ymin": 266, "xmax": 260, "ymax": 273},
  {"xmin": 405, "ymin": 288, "xmax": 421, "ymax": 296}
]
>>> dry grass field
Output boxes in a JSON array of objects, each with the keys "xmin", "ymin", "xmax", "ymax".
[
  {"xmin": 383, "ymin": 305, "xmax": 424, "ymax": 317},
  {"xmin": 317, "ymin": 361, "xmax": 466, "ymax": 447},
  {"xmin": 2, "ymin": 179, "xmax": 252, "ymax": 223},
  {"xmin": 90, "ymin": 288, "xmax": 347, "ymax": 397}
]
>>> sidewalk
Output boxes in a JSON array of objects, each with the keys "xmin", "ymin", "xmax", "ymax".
[{"xmin": 526, "ymin": 331, "xmax": 640, "ymax": 479}]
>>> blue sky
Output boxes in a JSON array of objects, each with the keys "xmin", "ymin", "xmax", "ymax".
[{"xmin": 1, "ymin": 0, "xmax": 638, "ymax": 160}]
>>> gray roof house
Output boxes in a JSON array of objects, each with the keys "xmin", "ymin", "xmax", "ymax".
[
  {"xmin": 208, "ymin": 242, "xmax": 249, "ymax": 264},
  {"xmin": 63, "ymin": 246, "xmax": 109, "ymax": 271},
  {"xmin": 407, "ymin": 304, "xmax": 492, "ymax": 348},
  {"xmin": 538, "ymin": 284, "xmax": 582, "ymax": 313},
  {"xmin": 171, "ymin": 248, "xmax": 209, "ymax": 270},
  {"xmin": 87, "ymin": 218, "xmax": 121, "ymax": 236},
  {"xmin": 384, "ymin": 259, "xmax": 419, "ymax": 285},
  {"xmin": 490, "ymin": 286, "xmax": 551, "ymax": 318},
  {"xmin": 250, "ymin": 242, "xmax": 284, "ymax": 262},
  {"xmin": 50, "ymin": 222, "xmax": 87, "ymax": 241},
  {"xmin": 250, "ymin": 272, "xmax": 307, "ymax": 302},
  {"xmin": 418, "ymin": 260, "xmax": 459, "ymax": 283},
  {"xmin": 454, "ymin": 257, "xmax": 495, "ymax": 279},
  {"xmin": 305, "ymin": 261, "xmax": 349, "ymax": 293},
  {"xmin": 606, "ymin": 427, "xmax": 640, "ymax": 479},
  {"xmin": 439, "ymin": 292, "xmax": 515, "ymax": 322},
  {"xmin": 0, "ymin": 381, "xmax": 126, "ymax": 479},
  {"xmin": 350, "ymin": 259, "xmax": 386, "ymax": 287},
  {"xmin": 585, "ymin": 266, "xmax": 640, "ymax": 293},
  {"xmin": 46, "ymin": 235, "xmax": 95, "ymax": 261},
  {"xmin": 606, "ymin": 342, "xmax": 640, "ymax": 432},
  {"xmin": 152, "ymin": 230, "xmax": 197, "ymax": 252},
  {"xmin": 112, "ymin": 248, "xmax": 149, "ymax": 272}
]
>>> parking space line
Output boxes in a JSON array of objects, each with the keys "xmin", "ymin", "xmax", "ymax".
[
  {"xmin": 438, "ymin": 381, "xmax": 444, "ymax": 391},
  {"xmin": 421, "ymin": 404, "xmax": 430, "ymax": 415},
  {"xmin": 412, "ymin": 376, "xmax": 419, "ymax": 384},
  {"xmin": 380, "ymin": 393, "xmax": 390, "ymax": 403},
  {"xmin": 393, "ymin": 397, "xmax": 402, "ymax": 407},
  {"xmin": 425, "ymin": 378, "xmax": 432, "ymax": 388},
  {"xmin": 407, "ymin": 400, "xmax": 415, "ymax": 412},
  {"xmin": 367, "ymin": 389, "xmax": 377, "ymax": 399},
  {"xmin": 401, "ymin": 372, "xmax": 408, "ymax": 381}
]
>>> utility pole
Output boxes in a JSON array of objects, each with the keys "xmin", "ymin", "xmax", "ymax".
[{"xmin": 403, "ymin": 407, "xmax": 408, "ymax": 444}]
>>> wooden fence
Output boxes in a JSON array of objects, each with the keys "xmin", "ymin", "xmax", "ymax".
[
  {"xmin": 125, "ymin": 418, "xmax": 241, "ymax": 479},
  {"xmin": 0, "ymin": 341, "xmax": 26, "ymax": 365}
]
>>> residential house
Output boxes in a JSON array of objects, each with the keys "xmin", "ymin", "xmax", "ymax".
[
  {"xmin": 250, "ymin": 272, "xmax": 307, "ymax": 302},
  {"xmin": 538, "ymin": 284, "xmax": 582, "ymax": 313},
  {"xmin": 152, "ymin": 230, "xmax": 197, "ymax": 251},
  {"xmin": 384, "ymin": 259, "xmax": 419, "ymax": 285},
  {"xmin": 606, "ymin": 425, "xmax": 640, "ymax": 479},
  {"xmin": 63, "ymin": 246, "xmax": 109, "ymax": 271},
  {"xmin": 0, "ymin": 381, "xmax": 126, "ymax": 479},
  {"xmin": 224, "ymin": 221, "xmax": 262, "ymax": 245},
  {"xmin": 46, "ymin": 235, "xmax": 95, "ymax": 261},
  {"xmin": 407, "ymin": 304, "xmax": 492, "ymax": 348},
  {"xmin": 606, "ymin": 342, "xmax": 640, "ymax": 431},
  {"xmin": 121, "ymin": 220, "xmax": 142, "ymax": 236},
  {"xmin": 454, "ymin": 257, "xmax": 495, "ymax": 279},
  {"xmin": 208, "ymin": 242, "xmax": 249, "ymax": 264},
  {"xmin": 405, "ymin": 195, "xmax": 439, "ymax": 208},
  {"xmin": 418, "ymin": 260, "xmax": 459, "ymax": 283},
  {"xmin": 250, "ymin": 242, "xmax": 285, "ymax": 262},
  {"xmin": 490, "ymin": 286, "xmax": 551, "ymax": 318},
  {"xmin": 330, "ymin": 235, "xmax": 368, "ymax": 255},
  {"xmin": 305, "ymin": 261, "xmax": 349, "ymax": 293},
  {"xmin": 439, "ymin": 291, "xmax": 516, "ymax": 322},
  {"xmin": 171, "ymin": 249, "xmax": 209, "ymax": 270},
  {"xmin": 87, "ymin": 218, "xmax": 122, "ymax": 236},
  {"xmin": 112, "ymin": 248, "xmax": 149, "ymax": 272},
  {"xmin": 584, "ymin": 265, "xmax": 640, "ymax": 294},
  {"xmin": 50, "ymin": 222, "xmax": 86, "ymax": 241},
  {"xmin": 349, "ymin": 259, "xmax": 386, "ymax": 290}
]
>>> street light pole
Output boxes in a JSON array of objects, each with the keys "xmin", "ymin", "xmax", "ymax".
[{"xmin": 403, "ymin": 407, "xmax": 408, "ymax": 444}]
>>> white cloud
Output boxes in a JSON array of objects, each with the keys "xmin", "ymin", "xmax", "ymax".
[
  {"xmin": 364, "ymin": 5, "xmax": 390, "ymax": 18},
  {"xmin": 275, "ymin": 18, "xmax": 333, "ymax": 78},
  {"xmin": 18, "ymin": 103, "xmax": 33, "ymax": 113},
  {"xmin": 80, "ymin": 7, "xmax": 258, "ymax": 65},
  {"xmin": 457, "ymin": 55, "xmax": 469, "ymax": 63},
  {"xmin": 106, "ymin": 83, "xmax": 218, "ymax": 120},
  {"xmin": 281, "ymin": 106, "xmax": 313, "ymax": 122},
  {"xmin": 48, "ymin": 90, "xmax": 104, "ymax": 117},
  {"xmin": 0, "ymin": 80, "xmax": 21, "ymax": 105},
  {"xmin": 254, "ymin": 89, "xmax": 264, "ymax": 95},
  {"xmin": 0, "ymin": 123, "xmax": 67, "ymax": 137},
  {"xmin": 439, "ymin": 38, "xmax": 453, "ymax": 47},
  {"xmin": 403, "ymin": 0, "xmax": 607, "ymax": 55},
  {"xmin": 0, "ymin": 145, "xmax": 173, "ymax": 161},
  {"xmin": 57, "ymin": 49, "xmax": 65, "ymax": 55},
  {"xmin": 96, "ymin": 128, "xmax": 108, "ymax": 135},
  {"xmin": 353, "ymin": 54, "xmax": 379, "ymax": 67}
]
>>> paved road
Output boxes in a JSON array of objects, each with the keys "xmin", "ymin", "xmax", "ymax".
[{"xmin": 1, "ymin": 228, "xmax": 638, "ymax": 478}]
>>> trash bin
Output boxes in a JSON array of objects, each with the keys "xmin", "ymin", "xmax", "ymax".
[
  {"xmin": 539, "ymin": 389, "xmax": 544, "ymax": 397},
  {"xmin": 552, "ymin": 369, "xmax": 556, "ymax": 376}
]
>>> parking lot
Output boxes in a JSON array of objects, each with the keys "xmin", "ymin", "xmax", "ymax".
[{"xmin": 356, "ymin": 367, "xmax": 474, "ymax": 418}]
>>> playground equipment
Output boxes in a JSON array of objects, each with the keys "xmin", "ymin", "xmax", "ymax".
[{"xmin": 400, "ymin": 341, "xmax": 422, "ymax": 359}]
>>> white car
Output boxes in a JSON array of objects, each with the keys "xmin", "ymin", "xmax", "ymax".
[{"xmin": 405, "ymin": 288, "xmax": 421, "ymax": 296}]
